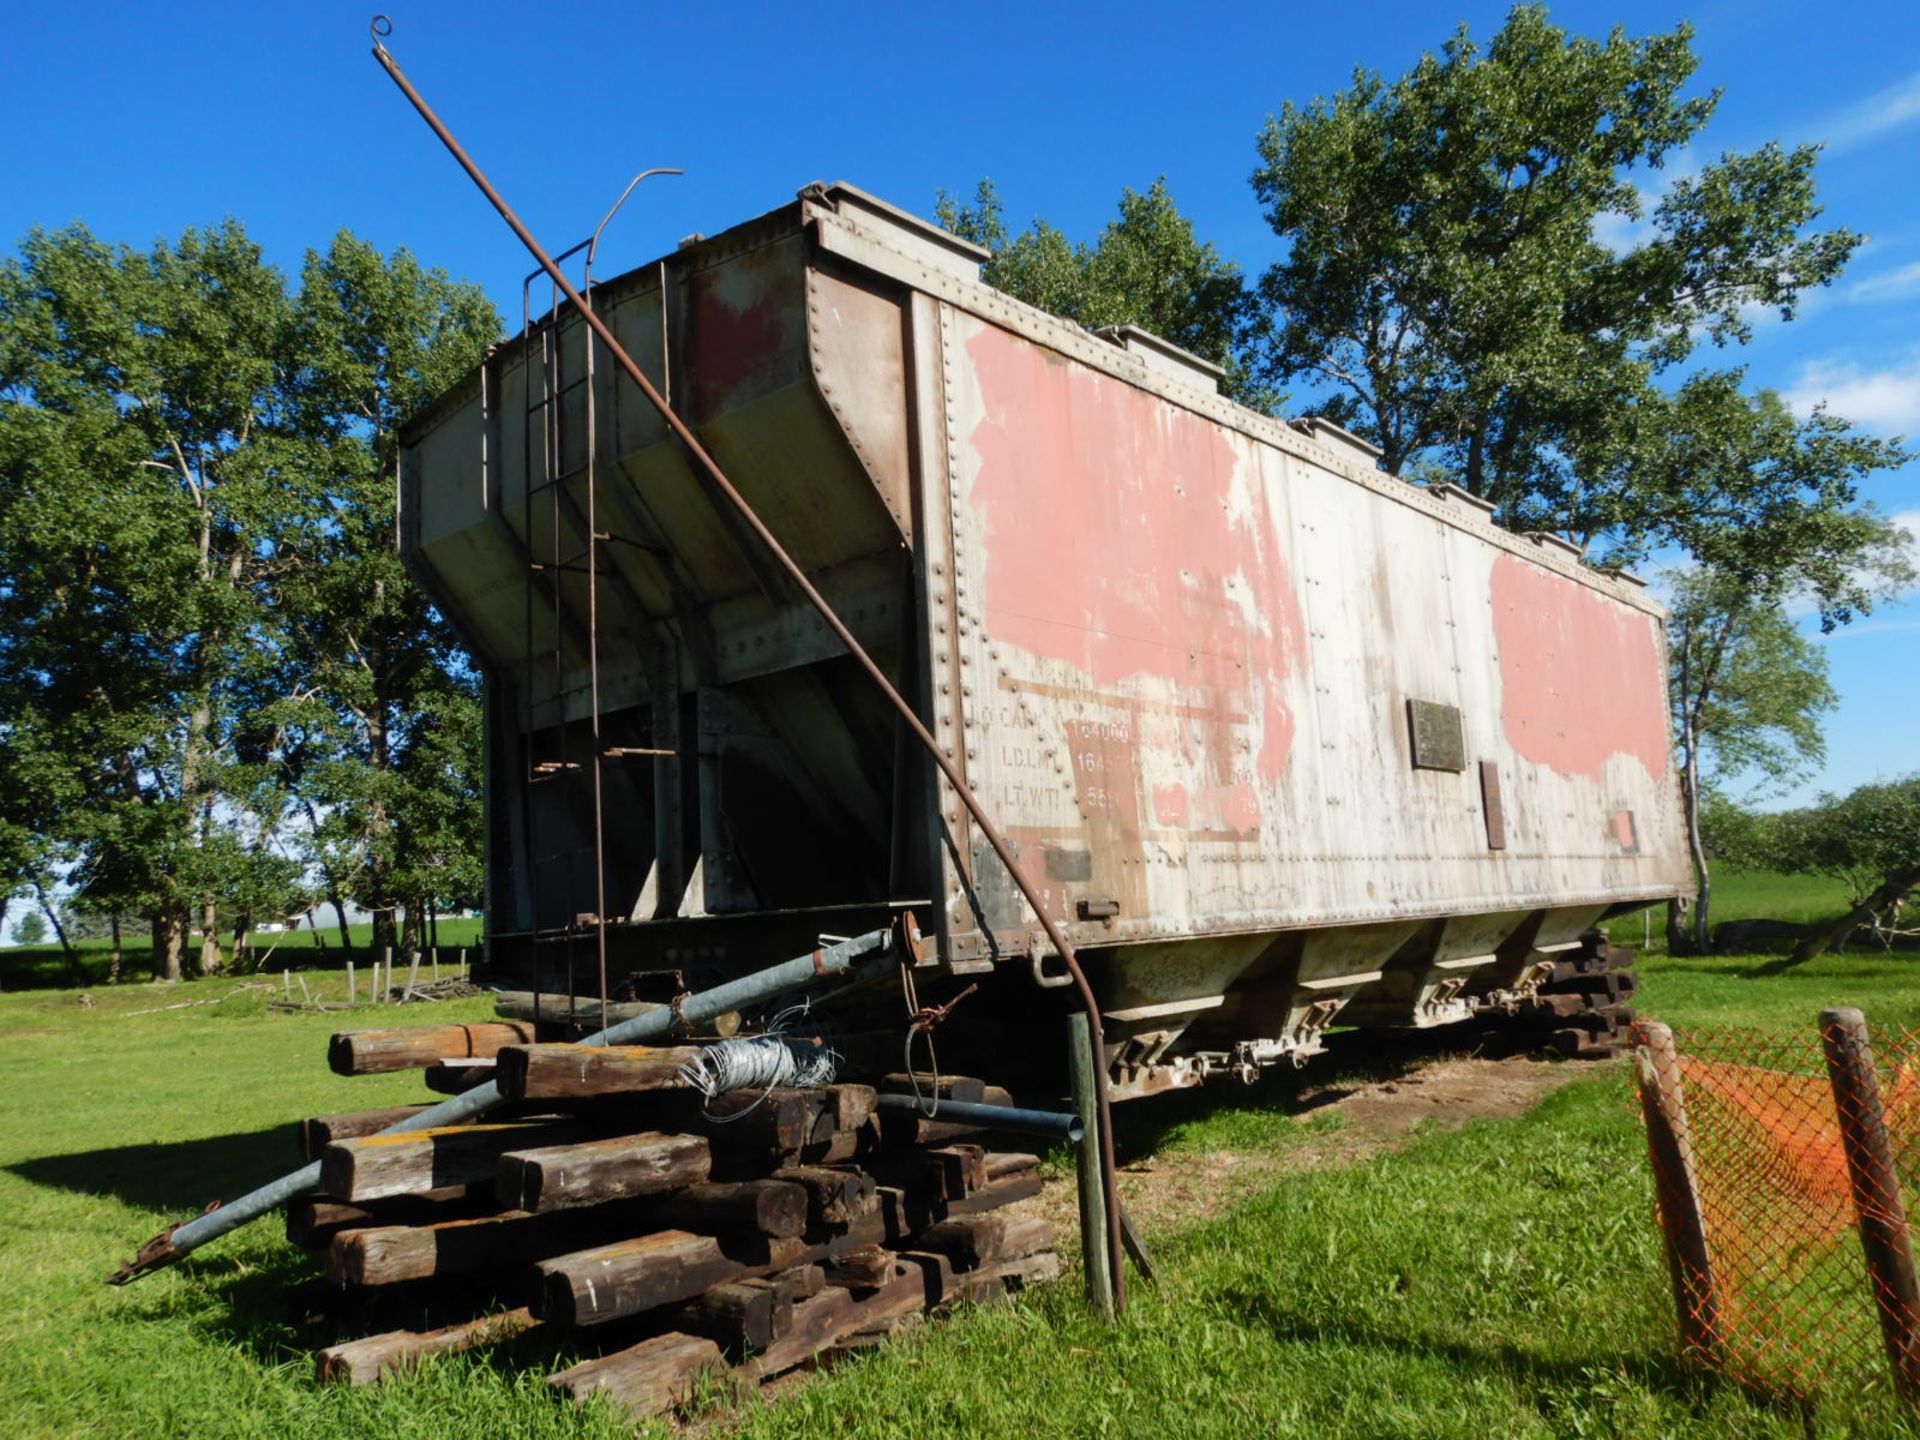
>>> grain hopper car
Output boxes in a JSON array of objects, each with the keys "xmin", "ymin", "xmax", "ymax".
[{"xmin": 398, "ymin": 182, "xmax": 1687, "ymax": 1100}]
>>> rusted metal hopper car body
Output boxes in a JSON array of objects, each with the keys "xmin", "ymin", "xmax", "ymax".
[{"xmin": 399, "ymin": 183, "xmax": 1687, "ymax": 1096}]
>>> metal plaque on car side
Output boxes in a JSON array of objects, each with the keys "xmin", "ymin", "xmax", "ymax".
[{"xmin": 1407, "ymin": 699, "xmax": 1467, "ymax": 772}]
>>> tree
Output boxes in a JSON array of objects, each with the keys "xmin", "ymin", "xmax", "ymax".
[
  {"xmin": 1767, "ymin": 780, "xmax": 1920, "ymax": 961},
  {"xmin": 0, "ymin": 221, "xmax": 312, "ymax": 980},
  {"xmin": 10, "ymin": 911, "xmax": 45, "ymax": 946},
  {"xmin": 1648, "ymin": 376, "xmax": 1910, "ymax": 952},
  {"xmin": 1250, "ymin": 4, "xmax": 1858, "ymax": 535},
  {"xmin": 0, "ymin": 221, "xmax": 498, "ymax": 982},
  {"xmin": 276, "ymin": 234, "xmax": 496, "ymax": 961},
  {"xmin": 1603, "ymin": 377, "xmax": 1911, "ymax": 615},
  {"xmin": 1664, "ymin": 570, "xmax": 1837, "ymax": 952},
  {"xmin": 936, "ymin": 179, "xmax": 1267, "ymax": 407}
]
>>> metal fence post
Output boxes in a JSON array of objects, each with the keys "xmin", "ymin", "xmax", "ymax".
[
  {"xmin": 1067, "ymin": 1010, "xmax": 1115, "ymax": 1320},
  {"xmin": 1631, "ymin": 1021, "xmax": 1721, "ymax": 1360},
  {"xmin": 1821, "ymin": 1007, "xmax": 1920, "ymax": 1404}
]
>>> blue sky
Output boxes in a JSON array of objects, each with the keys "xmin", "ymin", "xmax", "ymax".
[{"xmin": 3, "ymin": 0, "xmax": 1914, "ymax": 805}]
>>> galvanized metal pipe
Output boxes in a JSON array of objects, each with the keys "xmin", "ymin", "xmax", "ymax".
[
  {"xmin": 872, "ymin": 1093, "xmax": 1084, "ymax": 1142},
  {"xmin": 367, "ymin": 23, "xmax": 1129, "ymax": 1312},
  {"xmin": 109, "ymin": 925, "xmax": 896, "ymax": 1284}
]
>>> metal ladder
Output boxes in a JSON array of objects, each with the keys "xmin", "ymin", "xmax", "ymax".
[{"xmin": 518, "ymin": 237, "xmax": 610, "ymax": 1021}]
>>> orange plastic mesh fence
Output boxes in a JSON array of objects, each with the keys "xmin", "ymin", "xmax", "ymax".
[{"xmin": 1643, "ymin": 1020, "xmax": 1920, "ymax": 1400}]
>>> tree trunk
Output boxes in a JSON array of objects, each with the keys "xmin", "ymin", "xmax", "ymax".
[
  {"xmin": 331, "ymin": 890, "xmax": 354, "ymax": 957},
  {"xmin": 151, "ymin": 905, "xmax": 185, "ymax": 983},
  {"xmin": 109, "ymin": 912, "xmax": 123, "ymax": 984},
  {"xmin": 1464, "ymin": 424, "xmax": 1486, "ymax": 497},
  {"xmin": 1792, "ymin": 867, "xmax": 1920, "ymax": 965},
  {"xmin": 371, "ymin": 905, "xmax": 399, "ymax": 961},
  {"xmin": 1681, "ymin": 726, "xmax": 1713, "ymax": 955},
  {"xmin": 34, "ymin": 878, "xmax": 82, "ymax": 981},
  {"xmin": 198, "ymin": 894, "xmax": 225, "ymax": 976},
  {"xmin": 1665, "ymin": 895, "xmax": 1695, "ymax": 958},
  {"xmin": 401, "ymin": 898, "xmax": 423, "ymax": 964},
  {"xmin": 429, "ymin": 897, "xmax": 440, "ymax": 953}
]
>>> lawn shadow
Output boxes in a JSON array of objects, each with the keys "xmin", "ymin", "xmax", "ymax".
[
  {"xmin": 6, "ymin": 1123, "xmax": 295, "ymax": 1213},
  {"xmin": 1210, "ymin": 1282, "xmax": 1732, "ymax": 1412},
  {"xmin": 148, "ymin": 1249, "xmax": 606, "ymax": 1375}
]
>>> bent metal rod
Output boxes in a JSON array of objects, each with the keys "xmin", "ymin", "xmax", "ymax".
[{"xmin": 365, "ymin": 17, "xmax": 1128, "ymax": 1309}]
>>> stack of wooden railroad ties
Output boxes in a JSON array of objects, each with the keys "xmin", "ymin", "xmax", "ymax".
[{"xmin": 293, "ymin": 1005, "xmax": 1058, "ymax": 1420}]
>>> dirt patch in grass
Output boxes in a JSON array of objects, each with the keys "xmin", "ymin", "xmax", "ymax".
[{"xmin": 1033, "ymin": 1053, "xmax": 1601, "ymax": 1241}]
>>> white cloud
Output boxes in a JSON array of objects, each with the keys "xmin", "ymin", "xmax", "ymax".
[
  {"xmin": 1819, "ymin": 68, "xmax": 1920, "ymax": 153},
  {"xmin": 1784, "ymin": 355, "xmax": 1920, "ymax": 435},
  {"xmin": 1848, "ymin": 261, "xmax": 1920, "ymax": 304},
  {"xmin": 1820, "ymin": 616, "xmax": 1920, "ymax": 639},
  {"xmin": 1791, "ymin": 509, "xmax": 1920, "ymax": 622},
  {"xmin": 1889, "ymin": 507, "xmax": 1920, "ymax": 585},
  {"xmin": 1590, "ymin": 149, "xmax": 1697, "ymax": 256},
  {"xmin": 1593, "ymin": 208, "xmax": 1653, "ymax": 256}
]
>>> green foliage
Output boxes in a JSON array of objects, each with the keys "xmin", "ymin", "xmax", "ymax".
[
  {"xmin": 273, "ymin": 233, "xmax": 495, "ymax": 953},
  {"xmin": 1769, "ymin": 778, "xmax": 1920, "ymax": 910},
  {"xmin": 1249, "ymin": 4, "xmax": 1861, "ymax": 546},
  {"xmin": 1695, "ymin": 792, "xmax": 1780, "ymax": 870},
  {"xmin": 1621, "ymin": 381, "xmax": 1912, "ymax": 627},
  {"xmin": 1666, "ymin": 570, "xmax": 1837, "ymax": 795},
  {"xmin": 936, "ymin": 178, "xmax": 1269, "ymax": 407},
  {"xmin": 0, "ymin": 220, "xmax": 498, "ymax": 977},
  {"xmin": 8, "ymin": 910, "xmax": 44, "ymax": 946},
  {"xmin": 0, "ymin": 221, "xmax": 313, "ymax": 975}
]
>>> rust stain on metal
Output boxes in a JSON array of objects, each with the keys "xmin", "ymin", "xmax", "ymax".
[{"xmin": 1479, "ymin": 760, "xmax": 1508, "ymax": 851}]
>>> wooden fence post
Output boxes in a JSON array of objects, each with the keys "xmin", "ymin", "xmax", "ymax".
[
  {"xmin": 1066, "ymin": 1010, "xmax": 1115, "ymax": 1320},
  {"xmin": 1821, "ymin": 1007, "xmax": 1920, "ymax": 1404},
  {"xmin": 346, "ymin": 960, "xmax": 357, "ymax": 1006},
  {"xmin": 1631, "ymin": 1021, "xmax": 1721, "ymax": 1360}
]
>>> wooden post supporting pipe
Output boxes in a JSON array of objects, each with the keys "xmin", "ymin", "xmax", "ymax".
[
  {"xmin": 1821, "ymin": 1007, "xmax": 1920, "ymax": 1404},
  {"xmin": 367, "ymin": 21, "xmax": 1129, "ymax": 1310},
  {"xmin": 1630, "ymin": 1021, "xmax": 1721, "ymax": 1362}
]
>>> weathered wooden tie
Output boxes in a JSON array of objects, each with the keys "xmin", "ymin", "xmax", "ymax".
[
  {"xmin": 316, "ymin": 1307, "xmax": 538, "ymax": 1386},
  {"xmin": 328, "ymin": 1021, "xmax": 535, "ymax": 1076},
  {"xmin": 497, "ymin": 1131, "xmax": 711, "ymax": 1212},
  {"xmin": 320, "ymin": 1121, "xmax": 578, "ymax": 1202},
  {"xmin": 495, "ymin": 1043, "xmax": 706, "ymax": 1101},
  {"xmin": 548, "ymin": 1332, "xmax": 730, "ymax": 1417}
]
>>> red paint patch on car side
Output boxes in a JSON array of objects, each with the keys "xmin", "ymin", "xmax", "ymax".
[
  {"xmin": 1491, "ymin": 553, "xmax": 1669, "ymax": 779},
  {"xmin": 1152, "ymin": 783, "xmax": 1190, "ymax": 827},
  {"xmin": 965, "ymin": 327, "xmax": 1306, "ymax": 829},
  {"xmin": 686, "ymin": 286, "xmax": 783, "ymax": 413}
]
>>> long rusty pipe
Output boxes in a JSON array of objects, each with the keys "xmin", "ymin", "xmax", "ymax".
[{"xmin": 369, "ymin": 21, "xmax": 1128, "ymax": 1311}]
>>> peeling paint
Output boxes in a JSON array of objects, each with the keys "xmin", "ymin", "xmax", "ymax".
[
  {"xmin": 1491, "ymin": 553, "xmax": 1669, "ymax": 779},
  {"xmin": 965, "ymin": 325, "xmax": 1307, "ymax": 836}
]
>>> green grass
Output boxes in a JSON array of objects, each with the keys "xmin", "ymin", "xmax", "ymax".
[
  {"xmin": 4, "ymin": 877, "xmax": 1917, "ymax": 1438},
  {"xmin": 1705, "ymin": 867, "xmax": 1858, "ymax": 928},
  {"xmin": 0, "ymin": 918, "xmax": 485, "ymax": 991}
]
